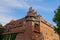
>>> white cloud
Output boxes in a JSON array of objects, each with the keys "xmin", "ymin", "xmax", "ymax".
[
  {"xmin": 0, "ymin": 0, "xmax": 30, "ymax": 25},
  {"xmin": 0, "ymin": 14, "xmax": 14, "ymax": 26},
  {"xmin": 0, "ymin": 0, "xmax": 53, "ymax": 25},
  {"xmin": 0, "ymin": 0, "xmax": 29, "ymax": 9}
]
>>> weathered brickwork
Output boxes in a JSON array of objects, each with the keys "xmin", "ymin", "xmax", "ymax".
[{"xmin": 0, "ymin": 7, "xmax": 59, "ymax": 40}]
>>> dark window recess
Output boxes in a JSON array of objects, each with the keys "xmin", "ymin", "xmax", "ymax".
[
  {"xmin": 34, "ymin": 24, "xmax": 39, "ymax": 28},
  {"xmin": 25, "ymin": 16, "xmax": 36, "ymax": 19}
]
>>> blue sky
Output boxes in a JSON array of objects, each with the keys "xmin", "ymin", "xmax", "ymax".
[{"xmin": 0, "ymin": 0, "xmax": 60, "ymax": 26}]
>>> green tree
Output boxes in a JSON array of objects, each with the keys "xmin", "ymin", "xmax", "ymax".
[
  {"xmin": 0, "ymin": 23, "xmax": 4, "ymax": 40},
  {"xmin": 53, "ymin": 6, "xmax": 60, "ymax": 40}
]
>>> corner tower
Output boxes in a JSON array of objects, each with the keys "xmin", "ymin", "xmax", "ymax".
[
  {"xmin": 25, "ymin": 7, "xmax": 40, "ymax": 32},
  {"xmin": 24, "ymin": 7, "xmax": 41, "ymax": 40}
]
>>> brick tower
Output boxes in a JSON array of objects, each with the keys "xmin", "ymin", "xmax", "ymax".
[
  {"xmin": 2, "ymin": 7, "xmax": 59, "ymax": 40},
  {"xmin": 24, "ymin": 7, "xmax": 44, "ymax": 40}
]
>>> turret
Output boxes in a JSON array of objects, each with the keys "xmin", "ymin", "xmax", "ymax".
[
  {"xmin": 25, "ymin": 7, "xmax": 40, "ymax": 25},
  {"xmin": 24, "ymin": 7, "xmax": 41, "ymax": 40}
]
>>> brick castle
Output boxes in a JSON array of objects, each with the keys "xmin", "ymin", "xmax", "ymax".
[{"xmin": 0, "ymin": 7, "xmax": 59, "ymax": 40}]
